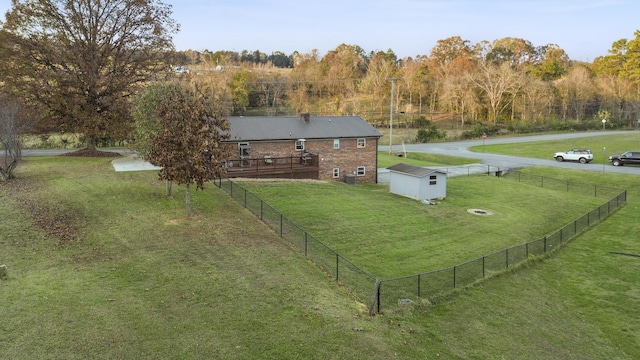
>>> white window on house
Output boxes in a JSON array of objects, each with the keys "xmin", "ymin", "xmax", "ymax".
[
  {"xmin": 333, "ymin": 139, "xmax": 340, "ymax": 149},
  {"xmin": 295, "ymin": 140, "xmax": 305, "ymax": 151},
  {"xmin": 429, "ymin": 175, "xmax": 437, "ymax": 185},
  {"xmin": 356, "ymin": 166, "xmax": 366, "ymax": 176},
  {"xmin": 357, "ymin": 138, "xmax": 366, "ymax": 148},
  {"xmin": 332, "ymin": 168, "xmax": 340, "ymax": 178}
]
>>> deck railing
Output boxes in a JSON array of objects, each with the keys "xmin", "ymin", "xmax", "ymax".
[{"xmin": 224, "ymin": 154, "xmax": 319, "ymax": 179}]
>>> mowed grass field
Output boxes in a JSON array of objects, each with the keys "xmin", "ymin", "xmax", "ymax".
[
  {"xmin": 238, "ymin": 177, "xmax": 606, "ymax": 278},
  {"xmin": 471, "ymin": 131, "xmax": 640, "ymax": 164},
  {"xmin": 377, "ymin": 151, "xmax": 479, "ymax": 168},
  {"xmin": 1, "ymin": 142, "xmax": 639, "ymax": 359}
]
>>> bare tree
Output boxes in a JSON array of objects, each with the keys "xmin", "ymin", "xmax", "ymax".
[
  {"xmin": 595, "ymin": 75, "xmax": 636, "ymax": 123},
  {"xmin": 0, "ymin": 0, "xmax": 179, "ymax": 151},
  {"xmin": 521, "ymin": 79, "xmax": 555, "ymax": 122},
  {"xmin": 361, "ymin": 51, "xmax": 396, "ymax": 119},
  {"xmin": 442, "ymin": 72, "xmax": 477, "ymax": 128},
  {"xmin": 471, "ymin": 61, "xmax": 521, "ymax": 124},
  {"xmin": 285, "ymin": 50, "xmax": 321, "ymax": 114},
  {"xmin": 0, "ymin": 96, "xmax": 32, "ymax": 181}
]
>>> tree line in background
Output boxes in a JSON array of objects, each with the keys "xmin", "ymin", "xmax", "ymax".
[
  {"xmin": 2, "ymin": 0, "xmax": 640, "ymax": 157},
  {"xmin": 173, "ymin": 33, "xmax": 640, "ymax": 136}
]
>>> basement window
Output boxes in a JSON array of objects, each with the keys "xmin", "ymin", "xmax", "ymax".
[
  {"xmin": 356, "ymin": 166, "xmax": 366, "ymax": 176},
  {"xmin": 332, "ymin": 168, "xmax": 340, "ymax": 178}
]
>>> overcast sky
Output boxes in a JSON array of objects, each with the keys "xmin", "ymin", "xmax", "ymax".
[{"xmin": 1, "ymin": 0, "xmax": 638, "ymax": 62}]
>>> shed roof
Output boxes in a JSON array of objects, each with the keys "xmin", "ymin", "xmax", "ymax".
[
  {"xmin": 387, "ymin": 163, "xmax": 447, "ymax": 178},
  {"xmin": 224, "ymin": 115, "xmax": 382, "ymax": 142}
]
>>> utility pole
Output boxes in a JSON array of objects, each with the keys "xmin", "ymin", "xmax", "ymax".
[{"xmin": 388, "ymin": 77, "xmax": 399, "ymax": 155}]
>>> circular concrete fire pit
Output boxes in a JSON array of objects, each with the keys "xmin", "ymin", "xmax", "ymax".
[{"xmin": 467, "ymin": 208, "xmax": 493, "ymax": 216}]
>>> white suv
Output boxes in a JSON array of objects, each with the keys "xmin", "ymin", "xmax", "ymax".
[{"xmin": 554, "ymin": 149, "xmax": 593, "ymax": 164}]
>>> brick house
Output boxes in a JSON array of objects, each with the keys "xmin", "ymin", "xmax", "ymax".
[{"xmin": 223, "ymin": 114, "xmax": 383, "ymax": 183}]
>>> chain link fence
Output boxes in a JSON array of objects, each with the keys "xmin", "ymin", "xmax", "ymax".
[
  {"xmin": 213, "ymin": 171, "xmax": 627, "ymax": 314},
  {"xmin": 375, "ymin": 172, "xmax": 626, "ymax": 312},
  {"xmin": 214, "ymin": 177, "xmax": 379, "ymax": 314}
]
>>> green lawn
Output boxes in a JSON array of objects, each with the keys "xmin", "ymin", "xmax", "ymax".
[
  {"xmin": 377, "ymin": 151, "xmax": 478, "ymax": 168},
  {"xmin": 470, "ymin": 131, "xmax": 640, "ymax": 164},
  {"xmin": 1, "ymin": 155, "xmax": 639, "ymax": 359},
  {"xmin": 238, "ymin": 177, "xmax": 606, "ymax": 278}
]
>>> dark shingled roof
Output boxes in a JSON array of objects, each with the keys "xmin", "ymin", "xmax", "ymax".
[
  {"xmin": 225, "ymin": 116, "xmax": 382, "ymax": 142},
  {"xmin": 387, "ymin": 163, "xmax": 446, "ymax": 178}
]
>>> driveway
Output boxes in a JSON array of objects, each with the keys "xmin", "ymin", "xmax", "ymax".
[
  {"xmin": 111, "ymin": 154, "xmax": 161, "ymax": 172},
  {"xmin": 18, "ymin": 148, "xmax": 159, "ymax": 172},
  {"xmin": 378, "ymin": 130, "xmax": 640, "ymax": 179}
]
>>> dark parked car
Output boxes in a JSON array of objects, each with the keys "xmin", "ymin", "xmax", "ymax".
[{"xmin": 608, "ymin": 151, "xmax": 640, "ymax": 166}]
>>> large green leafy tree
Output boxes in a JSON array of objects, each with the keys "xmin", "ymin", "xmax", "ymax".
[
  {"xmin": 230, "ymin": 69, "xmax": 253, "ymax": 116},
  {"xmin": 593, "ymin": 30, "xmax": 640, "ymax": 83},
  {"xmin": 0, "ymin": 0, "xmax": 179, "ymax": 151},
  {"xmin": 131, "ymin": 82, "xmax": 179, "ymax": 195},
  {"xmin": 144, "ymin": 84, "xmax": 231, "ymax": 216},
  {"xmin": 131, "ymin": 82, "xmax": 181, "ymax": 157}
]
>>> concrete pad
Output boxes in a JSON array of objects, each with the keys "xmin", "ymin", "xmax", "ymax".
[{"xmin": 112, "ymin": 154, "xmax": 161, "ymax": 172}]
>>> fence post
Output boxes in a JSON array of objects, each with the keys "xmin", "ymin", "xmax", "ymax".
[
  {"xmin": 482, "ymin": 256, "xmax": 486, "ymax": 278},
  {"xmin": 230, "ymin": 181, "xmax": 233, "ymax": 197},
  {"xmin": 336, "ymin": 254, "xmax": 339, "ymax": 281},
  {"xmin": 544, "ymin": 236, "xmax": 547, "ymax": 253},
  {"xmin": 244, "ymin": 188, "xmax": 247, "ymax": 208},
  {"xmin": 367, "ymin": 279, "xmax": 382, "ymax": 316},
  {"xmin": 304, "ymin": 232, "xmax": 308, "ymax": 257},
  {"xmin": 506, "ymin": 248, "xmax": 509, "ymax": 269},
  {"xmin": 260, "ymin": 200, "xmax": 263, "ymax": 220},
  {"xmin": 417, "ymin": 274, "xmax": 421, "ymax": 298},
  {"xmin": 598, "ymin": 205, "xmax": 601, "ymax": 221},
  {"xmin": 453, "ymin": 266, "xmax": 457, "ymax": 288},
  {"xmin": 280, "ymin": 214, "xmax": 283, "ymax": 237}
]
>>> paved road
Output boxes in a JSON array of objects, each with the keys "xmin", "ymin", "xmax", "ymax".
[{"xmin": 378, "ymin": 130, "xmax": 640, "ymax": 176}]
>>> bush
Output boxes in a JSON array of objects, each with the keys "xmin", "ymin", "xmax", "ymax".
[
  {"xmin": 415, "ymin": 125, "xmax": 446, "ymax": 143},
  {"xmin": 460, "ymin": 124, "xmax": 501, "ymax": 139}
]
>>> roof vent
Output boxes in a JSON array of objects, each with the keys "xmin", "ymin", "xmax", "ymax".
[{"xmin": 300, "ymin": 112, "xmax": 310, "ymax": 123}]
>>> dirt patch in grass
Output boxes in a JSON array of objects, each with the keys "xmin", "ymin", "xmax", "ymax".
[
  {"xmin": 3, "ymin": 178, "xmax": 84, "ymax": 245},
  {"xmin": 62, "ymin": 148, "xmax": 121, "ymax": 157}
]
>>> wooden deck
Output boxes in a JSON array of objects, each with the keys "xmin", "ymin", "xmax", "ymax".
[{"xmin": 224, "ymin": 154, "xmax": 319, "ymax": 180}]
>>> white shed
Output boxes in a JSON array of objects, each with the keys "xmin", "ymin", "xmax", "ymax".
[{"xmin": 387, "ymin": 163, "xmax": 447, "ymax": 201}]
